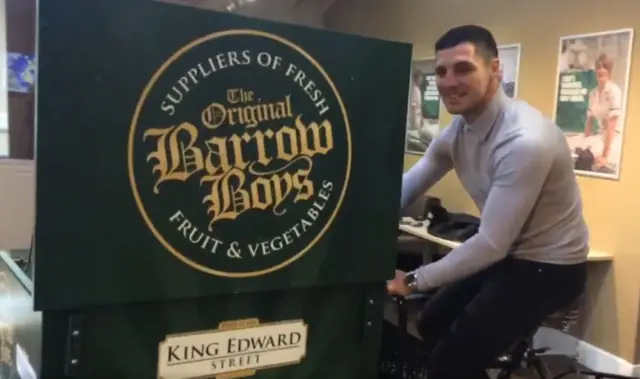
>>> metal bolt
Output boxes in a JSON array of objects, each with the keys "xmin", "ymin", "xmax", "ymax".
[
  {"xmin": 369, "ymin": 299, "xmax": 374, "ymax": 304},
  {"xmin": 70, "ymin": 359, "xmax": 79, "ymax": 365},
  {"xmin": 366, "ymin": 321, "xmax": 372, "ymax": 327},
  {"xmin": 71, "ymin": 330, "xmax": 79, "ymax": 337}
]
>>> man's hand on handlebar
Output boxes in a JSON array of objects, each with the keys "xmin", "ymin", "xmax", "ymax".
[{"xmin": 387, "ymin": 270, "xmax": 412, "ymax": 296}]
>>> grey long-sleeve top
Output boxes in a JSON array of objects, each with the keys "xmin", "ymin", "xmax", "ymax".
[{"xmin": 401, "ymin": 90, "xmax": 589, "ymax": 291}]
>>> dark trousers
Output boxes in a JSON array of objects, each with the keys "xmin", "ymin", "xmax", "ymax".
[{"xmin": 417, "ymin": 257, "xmax": 587, "ymax": 379}]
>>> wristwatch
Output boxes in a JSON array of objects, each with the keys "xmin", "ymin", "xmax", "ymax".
[{"xmin": 403, "ymin": 271, "xmax": 419, "ymax": 292}]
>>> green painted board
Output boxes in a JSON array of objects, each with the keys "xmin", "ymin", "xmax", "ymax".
[
  {"xmin": 38, "ymin": 284, "xmax": 386, "ymax": 378},
  {"xmin": 35, "ymin": 0, "xmax": 410, "ymax": 312},
  {"xmin": 34, "ymin": 2, "xmax": 411, "ymax": 377}
]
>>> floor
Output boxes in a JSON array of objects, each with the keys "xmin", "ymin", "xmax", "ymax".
[{"xmin": 505, "ymin": 355, "xmax": 587, "ymax": 378}]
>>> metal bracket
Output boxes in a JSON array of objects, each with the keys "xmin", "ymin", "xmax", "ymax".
[{"xmin": 64, "ymin": 313, "xmax": 84, "ymax": 377}]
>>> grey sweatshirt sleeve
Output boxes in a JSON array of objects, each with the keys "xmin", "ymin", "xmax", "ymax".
[
  {"xmin": 414, "ymin": 135, "xmax": 553, "ymax": 291},
  {"xmin": 400, "ymin": 134, "xmax": 453, "ymax": 210}
]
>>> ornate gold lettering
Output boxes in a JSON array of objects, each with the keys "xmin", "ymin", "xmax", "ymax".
[
  {"xmin": 142, "ymin": 92, "xmax": 335, "ymax": 230},
  {"xmin": 201, "ymin": 102, "xmax": 226, "ymax": 129},
  {"xmin": 201, "ymin": 95, "xmax": 293, "ymax": 129},
  {"xmin": 144, "ymin": 122, "xmax": 204, "ymax": 194},
  {"xmin": 296, "ymin": 116, "xmax": 333, "ymax": 155}
]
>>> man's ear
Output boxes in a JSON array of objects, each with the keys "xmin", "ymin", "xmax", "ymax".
[{"xmin": 490, "ymin": 58, "xmax": 501, "ymax": 76}]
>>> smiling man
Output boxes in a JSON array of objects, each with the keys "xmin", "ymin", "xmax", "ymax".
[{"xmin": 387, "ymin": 26, "xmax": 589, "ymax": 379}]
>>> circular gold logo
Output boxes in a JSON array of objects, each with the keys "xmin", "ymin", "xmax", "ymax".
[{"xmin": 128, "ymin": 30, "xmax": 351, "ymax": 278}]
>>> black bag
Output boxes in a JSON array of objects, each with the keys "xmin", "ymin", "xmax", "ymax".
[
  {"xmin": 428, "ymin": 212, "xmax": 480, "ymax": 242},
  {"xmin": 422, "ymin": 197, "xmax": 480, "ymax": 243}
]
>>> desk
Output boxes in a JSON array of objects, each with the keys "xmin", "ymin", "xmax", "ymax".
[{"xmin": 398, "ymin": 218, "xmax": 614, "ymax": 262}]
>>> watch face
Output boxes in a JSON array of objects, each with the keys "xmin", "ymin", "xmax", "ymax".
[{"xmin": 404, "ymin": 272, "xmax": 416, "ymax": 286}]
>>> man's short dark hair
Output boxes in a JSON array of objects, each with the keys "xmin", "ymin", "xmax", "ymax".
[{"xmin": 434, "ymin": 25, "xmax": 499, "ymax": 60}]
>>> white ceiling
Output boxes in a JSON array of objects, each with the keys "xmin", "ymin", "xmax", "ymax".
[{"xmin": 160, "ymin": 0, "xmax": 336, "ymax": 28}]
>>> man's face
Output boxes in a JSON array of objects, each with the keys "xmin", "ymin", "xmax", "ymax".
[{"xmin": 435, "ymin": 43, "xmax": 499, "ymax": 115}]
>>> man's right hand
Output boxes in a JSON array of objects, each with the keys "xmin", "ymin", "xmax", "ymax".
[{"xmin": 387, "ymin": 270, "xmax": 412, "ymax": 297}]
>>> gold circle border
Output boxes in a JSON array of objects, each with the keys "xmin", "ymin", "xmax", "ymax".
[{"xmin": 128, "ymin": 29, "xmax": 352, "ymax": 278}]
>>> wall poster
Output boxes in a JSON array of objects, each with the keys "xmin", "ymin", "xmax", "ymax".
[
  {"xmin": 498, "ymin": 44, "xmax": 521, "ymax": 98},
  {"xmin": 553, "ymin": 29, "xmax": 634, "ymax": 179},
  {"xmin": 7, "ymin": 53, "xmax": 36, "ymax": 94},
  {"xmin": 405, "ymin": 58, "xmax": 440, "ymax": 156}
]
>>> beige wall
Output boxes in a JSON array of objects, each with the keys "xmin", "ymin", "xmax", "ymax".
[
  {"xmin": 0, "ymin": 159, "xmax": 34, "ymax": 250},
  {"xmin": 326, "ymin": 0, "xmax": 640, "ymax": 363}
]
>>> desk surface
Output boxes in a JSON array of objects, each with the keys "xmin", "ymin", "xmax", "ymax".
[{"xmin": 399, "ymin": 219, "xmax": 613, "ymax": 262}]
